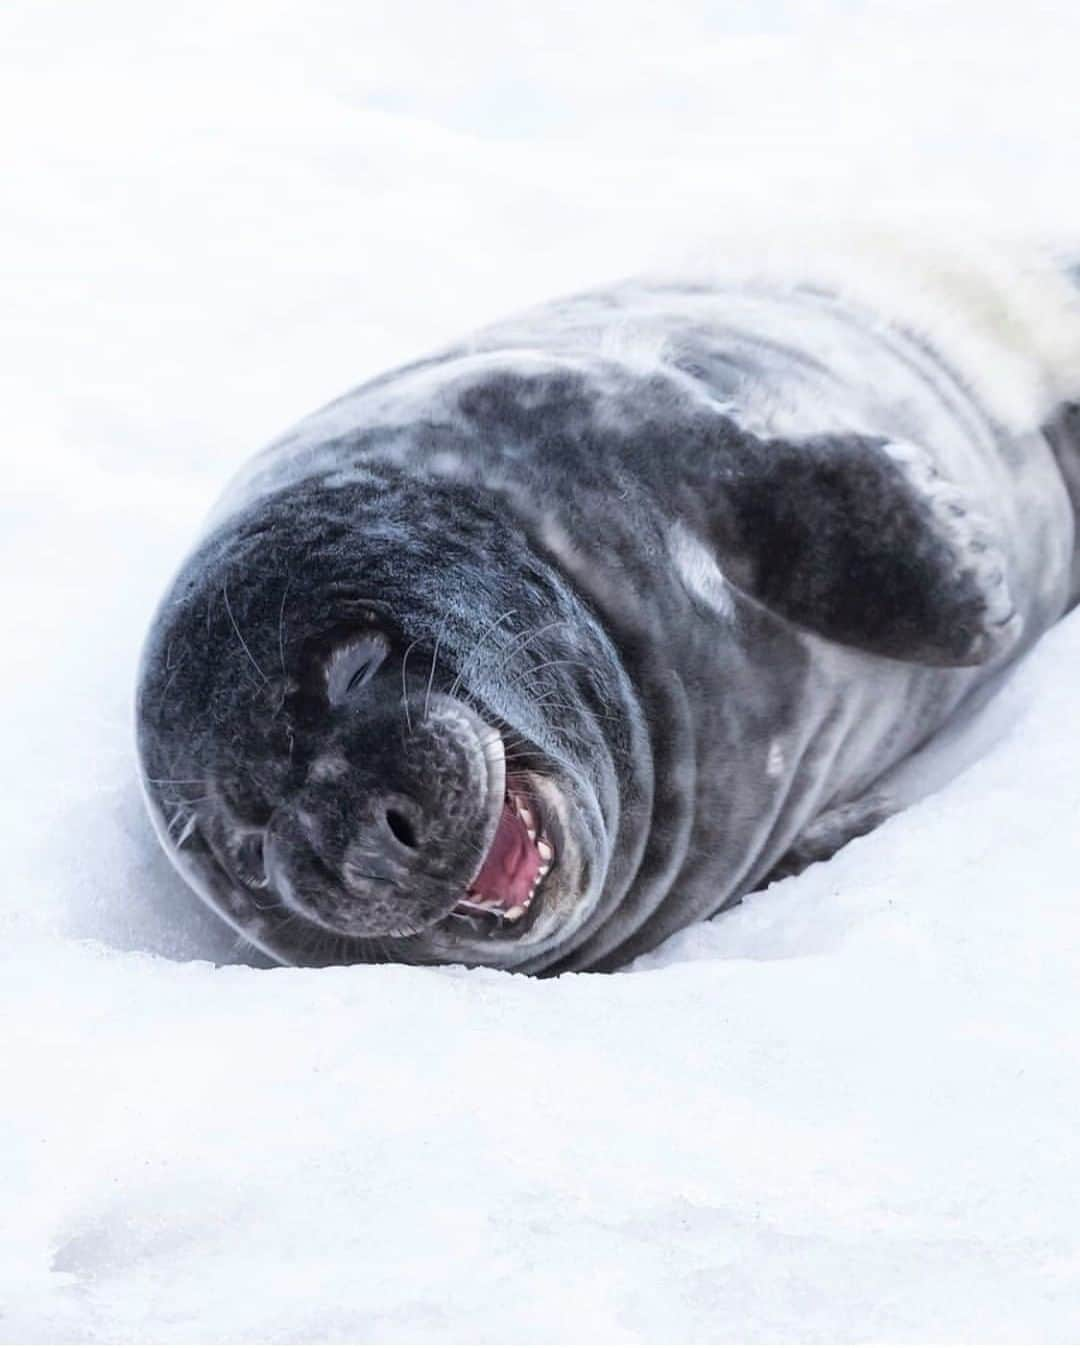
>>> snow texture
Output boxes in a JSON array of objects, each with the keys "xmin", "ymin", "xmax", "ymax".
[{"xmin": 4, "ymin": 1, "xmax": 1080, "ymax": 1341}]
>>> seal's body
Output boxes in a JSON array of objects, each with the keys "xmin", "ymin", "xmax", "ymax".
[{"xmin": 137, "ymin": 239, "xmax": 1080, "ymax": 972}]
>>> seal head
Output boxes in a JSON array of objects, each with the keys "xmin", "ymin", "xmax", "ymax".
[{"xmin": 137, "ymin": 466, "xmax": 643, "ymax": 970}]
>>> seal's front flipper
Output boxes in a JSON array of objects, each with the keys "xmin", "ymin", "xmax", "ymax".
[
  {"xmin": 761, "ymin": 791, "xmax": 894, "ymax": 887},
  {"xmin": 716, "ymin": 433, "xmax": 1021, "ymax": 666}
]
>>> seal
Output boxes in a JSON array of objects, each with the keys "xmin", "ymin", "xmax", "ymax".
[{"xmin": 136, "ymin": 235, "xmax": 1080, "ymax": 973}]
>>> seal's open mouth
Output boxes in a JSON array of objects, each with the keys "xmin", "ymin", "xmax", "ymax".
[{"xmin": 453, "ymin": 784, "xmax": 554, "ymax": 927}]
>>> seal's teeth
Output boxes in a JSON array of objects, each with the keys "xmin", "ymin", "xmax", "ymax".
[
  {"xmin": 527, "ymin": 828, "xmax": 537, "ymax": 842},
  {"xmin": 504, "ymin": 904, "xmax": 527, "ymax": 922},
  {"xmin": 537, "ymin": 839, "xmax": 553, "ymax": 862}
]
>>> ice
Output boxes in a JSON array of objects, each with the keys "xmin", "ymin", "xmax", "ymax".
[{"xmin": 4, "ymin": 1, "xmax": 1080, "ymax": 1340}]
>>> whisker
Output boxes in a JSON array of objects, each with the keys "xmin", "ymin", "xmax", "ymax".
[
  {"xmin": 449, "ymin": 608, "xmax": 519, "ymax": 699},
  {"xmin": 275, "ymin": 576, "xmax": 293, "ymax": 711},
  {"xmin": 521, "ymin": 657, "xmax": 594, "ymax": 681},
  {"xmin": 530, "ymin": 695, "xmax": 620, "ymax": 723},
  {"xmin": 400, "ymin": 638, "xmax": 422, "ymax": 736},
  {"xmin": 423, "ymin": 620, "xmax": 447, "ymax": 723},
  {"xmin": 278, "ymin": 577, "xmax": 291, "ymax": 677},
  {"xmin": 223, "ymin": 580, "xmax": 268, "ymax": 685},
  {"xmin": 478, "ymin": 619, "xmax": 573, "ymax": 684}
]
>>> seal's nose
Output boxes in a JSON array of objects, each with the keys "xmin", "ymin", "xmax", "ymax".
[
  {"xmin": 263, "ymin": 794, "xmax": 430, "ymax": 937},
  {"xmin": 263, "ymin": 694, "xmax": 505, "ymax": 938},
  {"xmin": 284, "ymin": 787, "xmax": 429, "ymax": 885}
]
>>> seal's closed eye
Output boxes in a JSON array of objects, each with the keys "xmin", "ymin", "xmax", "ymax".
[{"xmin": 325, "ymin": 633, "xmax": 390, "ymax": 703}]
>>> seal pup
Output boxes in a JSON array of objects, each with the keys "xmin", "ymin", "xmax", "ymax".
[{"xmin": 136, "ymin": 236, "xmax": 1080, "ymax": 973}]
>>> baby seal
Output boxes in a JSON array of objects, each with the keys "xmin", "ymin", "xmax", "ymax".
[{"xmin": 136, "ymin": 239, "xmax": 1080, "ymax": 973}]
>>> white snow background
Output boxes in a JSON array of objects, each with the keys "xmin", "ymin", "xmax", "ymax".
[{"xmin": 4, "ymin": 2, "xmax": 1080, "ymax": 1341}]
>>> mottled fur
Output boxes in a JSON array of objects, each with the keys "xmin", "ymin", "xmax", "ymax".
[{"xmin": 137, "ymin": 244, "xmax": 1080, "ymax": 972}]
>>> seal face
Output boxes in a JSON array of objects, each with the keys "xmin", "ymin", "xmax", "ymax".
[
  {"xmin": 137, "ymin": 470, "xmax": 626, "ymax": 971},
  {"xmin": 137, "ymin": 246, "xmax": 1080, "ymax": 973}
]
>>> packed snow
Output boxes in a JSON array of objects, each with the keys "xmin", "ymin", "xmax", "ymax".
[{"xmin": 4, "ymin": 2, "xmax": 1080, "ymax": 1341}]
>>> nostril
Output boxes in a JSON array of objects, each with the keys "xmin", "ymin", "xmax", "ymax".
[{"xmin": 385, "ymin": 807, "xmax": 419, "ymax": 849}]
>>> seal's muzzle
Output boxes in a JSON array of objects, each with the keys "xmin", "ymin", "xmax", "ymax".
[{"xmin": 263, "ymin": 693, "xmax": 509, "ymax": 939}]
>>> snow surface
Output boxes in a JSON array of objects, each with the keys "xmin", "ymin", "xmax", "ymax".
[{"xmin": 4, "ymin": 1, "xmax": 1080, "ymax": 1341}]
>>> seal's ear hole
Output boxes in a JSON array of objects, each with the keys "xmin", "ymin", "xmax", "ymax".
[{"xmin": 385, "ymin": 807, "xmax": 418, "ymax": 849}]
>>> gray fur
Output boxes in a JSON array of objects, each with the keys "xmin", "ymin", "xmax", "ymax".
[{"xmin": 136, "ymin": 261, "xmax": 1080, "ymax": 973}]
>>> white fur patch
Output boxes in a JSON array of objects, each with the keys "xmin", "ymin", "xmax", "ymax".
[
  {"xmin": 598, "ymin": 320, "xmax": 671, "ymax": 373},
  {"xmin": 658, "ymin": 222, "xmax": 1080, "ymax": 435},
  {"xmin": 429, "ymin": 450, "xmax": 465, "ymax": 478},
  {"xmin": 669, "ymin": 521, "xmax": 733, "ymax": 620}
]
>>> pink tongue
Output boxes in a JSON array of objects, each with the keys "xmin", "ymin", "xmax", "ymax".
[{"xmin": 469, "ymin": 803, "xmax": 541, "ymax": 908}]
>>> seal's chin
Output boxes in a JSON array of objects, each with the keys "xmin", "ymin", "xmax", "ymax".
[{"xmin": 451, "ymin": 780, "xmax": 556, "ymax": 930}]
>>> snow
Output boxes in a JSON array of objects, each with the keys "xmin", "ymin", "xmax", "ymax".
[{"xmin": 4, "ymin": 1, "xmax": 1080, "ymax": 1340}]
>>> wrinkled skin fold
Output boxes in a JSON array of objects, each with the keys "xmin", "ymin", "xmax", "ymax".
[{"xmin": 137, "ymin": 254, "xmax": 1080, "ymax": 972}]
